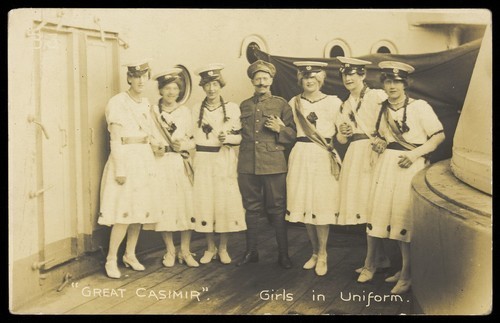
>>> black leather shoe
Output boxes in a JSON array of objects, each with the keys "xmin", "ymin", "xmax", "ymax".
[
  {"xmin": 278, "ymin": 254, "xmax": 293, "ymax": 269},
  {"xmin": 236, "ymin": 251, "xmax": 259, "ymax": 266}
]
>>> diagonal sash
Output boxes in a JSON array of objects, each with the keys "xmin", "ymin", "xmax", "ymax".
[
  {"xmin": 294, "ymin": 95, "xmax": 341, "ymax": 180},
  {"xmin": 344, "ymin": 97, "xmax": 374, "ymax": 141},
  {"xmin": 383, "ymin": 104, "xmax": 418, "ymax": 151},
  {"xmin": 151, "ymin": 108, "xmax": 195, "ymax": 185},
  {"xmin": 344, "ymin": 91, "xmax": 383, "ymax": 168}
]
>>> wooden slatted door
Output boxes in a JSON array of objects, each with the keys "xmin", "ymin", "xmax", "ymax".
[
  {"xmin": 33, "ymin": 25, "xmax": 120, "ymax": 269},
  {"xmin": 35, "ymin": 28, "xmax": 78, "ymax": 269}
]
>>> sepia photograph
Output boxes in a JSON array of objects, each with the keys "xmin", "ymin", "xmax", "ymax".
[{"xmin": 8, "ymin": 8, "xmax": 492, "ymax": 315}]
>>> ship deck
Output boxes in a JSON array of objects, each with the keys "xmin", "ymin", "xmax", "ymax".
[{"xmin": 16, "ymin": 219, "xmax": 419, "ymax": 315}]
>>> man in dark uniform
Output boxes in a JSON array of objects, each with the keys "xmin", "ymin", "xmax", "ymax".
[{"xmin": 236, "ymin": 60, "xmax": 297, "ymax": 269}]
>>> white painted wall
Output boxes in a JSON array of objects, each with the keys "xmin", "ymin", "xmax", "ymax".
[{"xmin": 9, "ymin": 9, "xmax": 40, "ymax": 259}]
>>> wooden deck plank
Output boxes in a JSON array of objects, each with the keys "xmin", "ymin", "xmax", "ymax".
[
  {"xmin": 14, "ymin": 223, "xmax": 418, "ymax": 315},
  {"xmin": 111, "ymin": 220, "xmax": 279, "ymax": 314},
  {"xmin": 171, "ymin": 225, "xmax": 304, "ymax": 315},
  {"xmin": 67, "ymin": 259, "xmax": 180, "ymax": 314},
  {"xmin": 100, "ymin": 236, "xmax": 228, "ymax": 314},
  {"xmin": 77, "ymin": 234, "xmax": 212, "ymax": 313},
  {"xmin": 18, "ymin": 232, "xmax": 205, "ymax": 314},
  {"xmin": 248, "ymin": 241, "xmax": 354, "ymax": 315},
  {"xmin": 322, "ymin": 238, "xmax": 410, "ymax": 315},
  {"xmin": 219, "ymin": 234, "xmax": 313, "ymax": 314},
  {"xmin": 285, "ymin": 237, "xmax": 365, "ymax": 315},
  {"xmin": 17, "ymin": 253, "xmax": 163, "ymax": 314}
]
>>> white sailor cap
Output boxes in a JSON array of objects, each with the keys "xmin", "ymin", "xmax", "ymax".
[
  {"xmin": 293, "ymin": 61, "xmax": 328, "ymax": 76},
  {"xmin": 153, "ymin": 67, "xmax": 183, "ymax": 87},
  {"xmin": 123, "ymin": 58, "xmax": 151, "ymax": 76},
  {"xmin": 379, "ymin": 61, "xmax": 415, "ymax": 80}
]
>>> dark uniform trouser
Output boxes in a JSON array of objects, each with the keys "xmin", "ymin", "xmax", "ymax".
[{"xmin": 237, "ymin": 173, "xmax": 288, "ymax": 255}]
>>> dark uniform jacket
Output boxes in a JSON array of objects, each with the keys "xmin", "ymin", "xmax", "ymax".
[{"xmin": 238, "ymin": 92, "xmax": 297, "ymax": 175}]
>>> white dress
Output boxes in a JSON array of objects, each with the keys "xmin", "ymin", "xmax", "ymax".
[
  {"xmin": 366, "ymin": 99, "xmax": 444, "ymax": 242},
  {"xmin": 143, "ymin": 104, "xmax": 195, "ymax": 232},
  {"xmin": 98, "ymin": 92, "xmax": 158, "ymax": 226},
  {"xmin": 285, "ymin": 95, "xmax": 342, "ymax": 225},
  {"xmin": 191, "ymin": 101, "xmax": 247, "ymax": 233},
  {"xmin": 336, "ymin": 88, "xmax": 387, "ymax": 225}
]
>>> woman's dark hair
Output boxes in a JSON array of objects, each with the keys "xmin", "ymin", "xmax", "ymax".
[
  {"xmin": 380, "ymin": 74, "xmax": 409, "ymax": 87},
  {"xmin": 200, "ymin": 76, "xmax": 226, "ymax": 88},
  {"xmin": 158, "ymin": 78, "xmax": 184, "ymax": 92},
  {"xmin": 126, "ymin": 70, "xmax": 151, "ymax": 85},
  {"xmin": 338, "ymin": 69, "xmax": 366, "ymax": 79}
]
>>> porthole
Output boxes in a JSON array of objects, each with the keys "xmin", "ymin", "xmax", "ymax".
[
  {"xmin": 324, "ymin": 39, "xmax": 351, "ymax": 58},
  {"xmin": 371, "ymin": 40, "xmax": 398, "ymax": 54},
  {"xmin": 240, "ymin": 35, "xmax": 268, "ymax": 63},
  {"xmin": 173, "ymin": 64, "xmax": 192, "ymax": 105},
  {"xmin": 376, "ymin": 46, "xmax": 391, "ymax": 54}
]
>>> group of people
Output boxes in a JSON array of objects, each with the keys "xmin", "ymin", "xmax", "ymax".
[{"xmin": 98, "ymin": 56, "xmax": 445, "ymax": 296}]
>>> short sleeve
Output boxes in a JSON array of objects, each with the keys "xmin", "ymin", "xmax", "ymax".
[
  {"xmin": 418, "ymin": 100, "xmax": 444, "ymax": 137},
  {"xmin": 105, "ymin": 96, "xmax": 124, "ymax": 127}
]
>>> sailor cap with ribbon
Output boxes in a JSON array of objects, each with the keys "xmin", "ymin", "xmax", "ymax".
[
  {"xmin": 337, "ymin": 56, "xmax": 372, "ymax": 75},
  {"xmin": 197, "ymin": 63, "xmax": 225, "ymax": 86},
  {"xmin": 153, "ymin": 67, "xmax": 183, "ymax": 88},
  {"xmin": 293, "ymin": 61, "xmax": 328, "ymax": 77},
  {"xmin": 123, "ymin": 58, "xmax": 151, "ymax": 76}
]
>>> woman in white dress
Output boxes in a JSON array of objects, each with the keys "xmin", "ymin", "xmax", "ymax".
[
  {"xmin": 99, "ymin": 60, "xmax": 159, "ymax": 278},
  {"xmin": 357, "ymin": 61, "xmax": 445, "ymax": 294},
  {"xmin": 143, "ymin": 68, "xmax": 199, "ymax": 268},
  {"xmin": 285, "ymin": 61, "xmax": 342, "ymax": 276},
  {"xmin": 192, "ymin": 64, "xmax": 246, "ymax": 265},
  {"xmin": 334, "ymin": 57, "xmax": 391, "ymax": 274}
]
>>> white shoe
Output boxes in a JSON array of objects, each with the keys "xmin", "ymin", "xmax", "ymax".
[
  {"xmin": 218, "ymin": 250, "xmax": 232, "ymax": 264},
  {"xmin": 162, "ymin": 251, "xmax": 176, "ymax": 267},
  {"xmin": 105, "ymin": 260, "xmax": 121, "ymax": 279},
  {"xmin": 200, "ymin": 248, "xmax": 218, "ymax": 264},
  {"xmin": 391, "ymin": 279, "xmax": 411, "ymax": 294},
  {"xmin": 303, "ymin": 254, "xmax": 318, "ymax": 270},
  {"xmin": 357, "ymin": 267, "xmax": 376, "ymax": 283},
  {"xmin": 122, "ymin": 254, "xmax": 145, "ymax": 271},
  {"xmin": 315, "ymin": 255, "xmax": 327, "ymax": 276},
  {"xmin": 178, "ymin": 251, "xmax": 200, "ymax": 267},
  {"xmin": 385, "ymin": 271, "xmax": 401, "ymax": 283}
]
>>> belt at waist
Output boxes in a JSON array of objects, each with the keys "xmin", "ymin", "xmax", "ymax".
[
  {"xmin": 387, "ymin": 142, "xmax": 421, "ymax": 151},
  {"xmin": 196, "ymin": 145, "xmax": 221, "ymax": 152},
  {"xmin": 350, "ymin": 133, "xmax": 370, "ymax": 142},
  {"xmin": 297, "ymin": 136, "xmax": 332, "ymax": 144},
  {"xmin": 121, "ymin": 136, "xmax": 149, "ymax": 145}
]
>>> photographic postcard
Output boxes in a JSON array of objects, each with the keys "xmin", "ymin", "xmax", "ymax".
[{"xmin": 8, "ymin": 8, "xmax": 492, "ymax": 315}]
